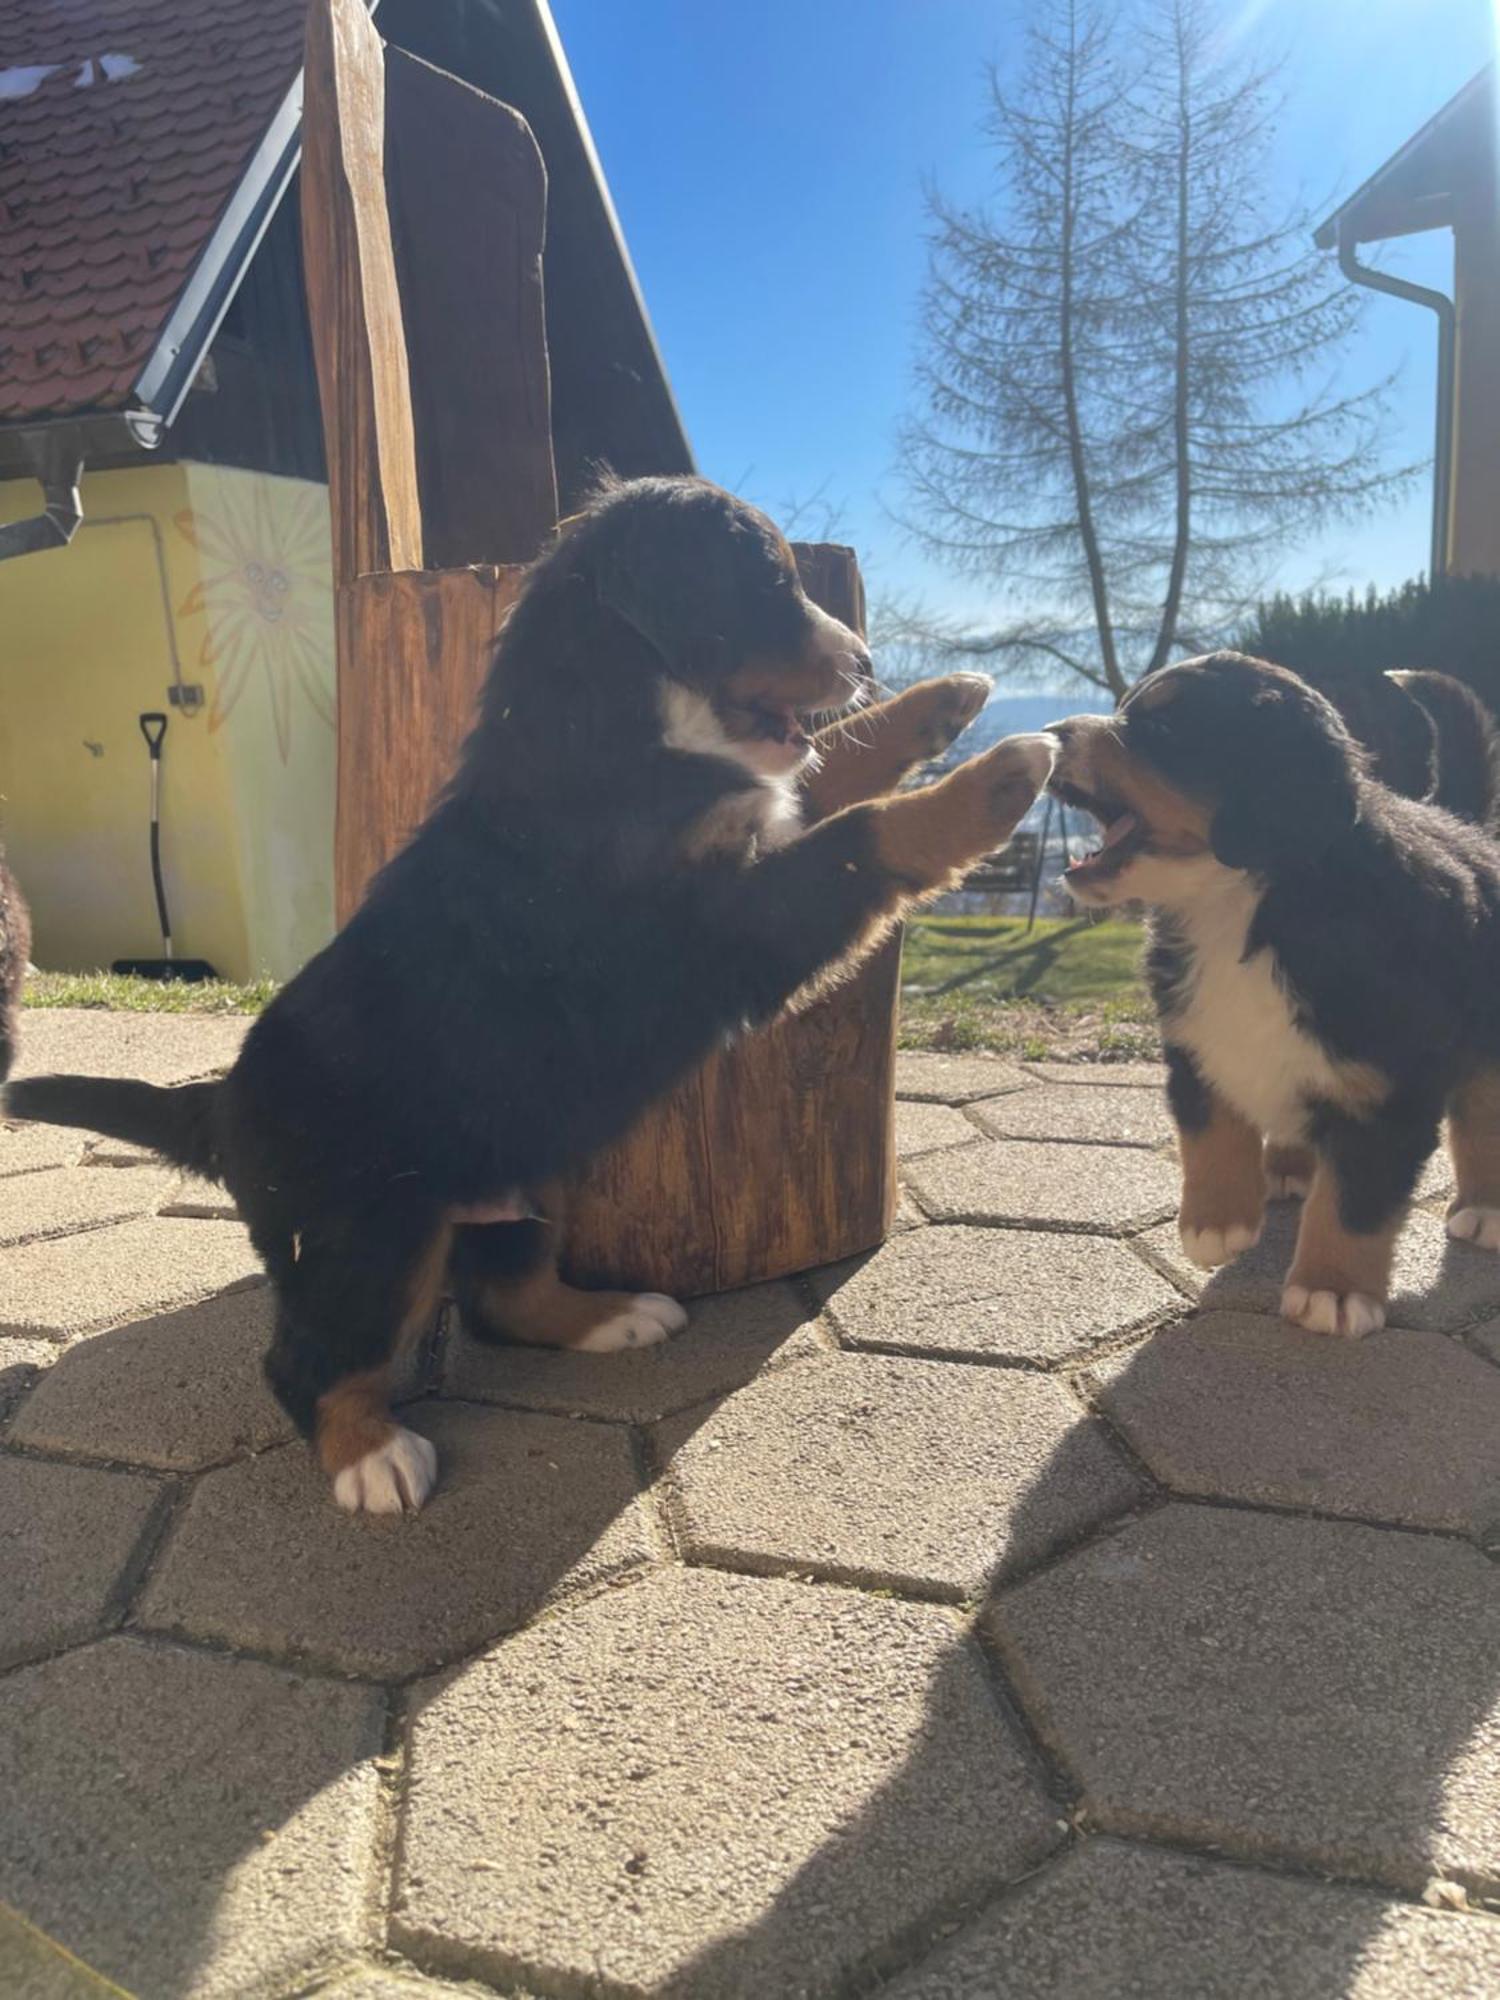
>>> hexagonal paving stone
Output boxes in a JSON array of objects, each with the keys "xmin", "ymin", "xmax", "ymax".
[
  {"xmin": 1091, "ymin": 1311, "xmax": 1500, "ymax": 1533},
  {"xmin": 885, "ymin": 1837, "xmax": 1500, "ymax": 1999},
  {"xmin": 11, "ymin": 1008, "xmax": 248, "ymax": 1086},
  {"xmin": 139, "ymin": 1402, "xmax": 651, "ymax": 1677},
  {"xmin": 810, "ymin": 1225, "xmax": 1180, "ymax": 1365},
  {"xmin": 0, "ymin": 1217, "xmax": 263, "ymax": 1340},
  {"xmin": 316, "ymin": 1974, "xmax": 489, "ymax": 2000},
  {"xmin": 0, "ymin": 1337, "xmax": 52, "ymax": 1420},
  {"xmin": 0, "ymin": 1635, "xmax": 382, "ymax": 1999},
  {"xmin": 657, "ymin": 1352, "xmax": 1143, "ymax": 1596},
  {"xmin": 394, "ymin": 1568, "xmax": 1059, "ymax": 1998},
  {"xmin": 991, "ymin": 1505, "xmax": 1500, "ymax": 1893},
  {"xmin": 444, "ymin": 1280, "xmax": 825, "ymax": 1422},
  {"xmin": 158, "ymin": 1172, "xmax": 239, "ymax": 1221},
  {"xmin": 8, "ymin": 1288, "xmax": 293, "ymax": 1470},
  {"xmin": 0, "ymin": 1453, "xmax": 162, "ymax": 1669},
  {"xmin": 891, "ymin": 1188, "xmax": 929, "ymax": 1232},
  {"xmin": 0, "ymin": 1901, "xmax": 119, "ymax": 1997},
  {"xmin": 894, "ymin": 1052, "xmax": 1032, "ymax": 1102},
  {"xmin": 1022, "ymin": 1061, "xmax": 1166, "ymax": 1089},
  {"xmin": 0, "ymin": 1120, "xmax": 83, "ymax": 1179},
  {"xmin": 0, "ymin": 1163, "xmax": 171, "ymax": 1248},
  {"xmin": 905, "ymin": 1140, "xmax": 1178, "ymax": 1233},
  {"xmin": 894, "ymin": 1100, "xmax": 977, "ymax": 1158},
  {"xmin": 1140, "ymin": 1203, "xmax": 1500, "ymax": 1332},
  {"xmin": 971, "ymin": 1084, "xmax": 1173, "ymax": 1151}
]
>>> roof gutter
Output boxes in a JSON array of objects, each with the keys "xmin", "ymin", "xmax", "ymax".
[
  {"xmin": 1336, "ymin": 216, "xmax": 1455, "ymax": 582},
  {"xmin": 0, "ymin": 410, "xmax": 163, "ymax": 565}
]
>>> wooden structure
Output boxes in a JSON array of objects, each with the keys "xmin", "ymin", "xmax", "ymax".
[
  {"xmin": 1316, "ymin": 66, "xmax": 1500, "ymax": 582},
  {"xmin": 301, "ymin": 0, "xmax": 897, "ymax": 1296}
]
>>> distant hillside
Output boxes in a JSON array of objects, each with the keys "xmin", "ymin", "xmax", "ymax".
[{"xmin": 960, "ymin": 690, "xmax": 1112, "ymax": 749}]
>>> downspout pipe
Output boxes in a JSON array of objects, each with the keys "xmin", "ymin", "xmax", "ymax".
[
  {"xmin": 1337, "ymin": 215, "xmax": 1455, "ymax": 583},
  {"xmin": 0, "ymin": 446, "xmax": 84, "ymax": 563}
]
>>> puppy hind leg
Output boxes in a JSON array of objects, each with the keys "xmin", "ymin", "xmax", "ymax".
[
  {"xmin": 1283, "ymin": 1108, "xmax": 1435, "ymax": 1337},
  {"xmin": 1447, "ymin": 1069, "xmax": 1500, "ymax": 1251},
  {"xmin": 449, "ymin": 1188, "xmax": 685, "ymax": 1354}
]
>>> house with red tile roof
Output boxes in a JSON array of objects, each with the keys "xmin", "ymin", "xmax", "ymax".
[{"xmin": 0, "ymin": 0, "xmax": 691, "ymax": 981}]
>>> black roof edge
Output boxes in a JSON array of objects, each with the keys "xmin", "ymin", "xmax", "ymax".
[
  {"xmin": 1313, "ymin": 63, "xmax": 1494, "ymax": 250},
  {"xmin": 0, "ymin": 409, "xmax": 163, "ymax": 478},
  {"xmin": 527, "ymin": 0, "xmax": 694, "ymax": 470},
  {"xmin": 130, "ymin": 65, "xmax": 305, "ymax": 425}
]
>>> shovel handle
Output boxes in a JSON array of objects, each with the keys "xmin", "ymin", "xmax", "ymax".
[{"xmin": 139, "ymin": 712, "xmax": 168, "ymax": 757}]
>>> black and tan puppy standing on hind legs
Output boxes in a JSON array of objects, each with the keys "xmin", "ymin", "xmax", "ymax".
[
  {"xmin": 1046, "ymin": 651, "xmax": 1500, "ymax": 1340},
  {"xmin": 7, "ymin": 476, "xmax": 1055, "ymax": 1513}
]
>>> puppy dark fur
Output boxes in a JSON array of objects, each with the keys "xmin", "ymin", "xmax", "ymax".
[
  {"xmin": 8, "ymin": 476, "xmax": 1050, "ymax": 1511},
  {"xmin": 1308, "ymin": 665, "xmax": 1499, "ymax": 830},
  {"xmin": 0, "ymin": 856, "xmax": 30, "ymax": 1083},
  {"xmin": 1047, "ymin": 651, "xmax": 1500, "ymax": 1337},
  {"xmin": 1387, "ymin": 668, "xmax": 1500, "ymax": 828}
]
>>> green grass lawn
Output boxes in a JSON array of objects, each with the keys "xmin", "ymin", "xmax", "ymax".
[
  {"xmin": 22, "ymin": 913, "xmax": 1157, "ymax": 1062},
  {"xmin": 898, "ymin": 912, "xmax": 1156, "ymax": 1061}
]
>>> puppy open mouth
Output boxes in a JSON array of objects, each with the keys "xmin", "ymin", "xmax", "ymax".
[{"xmin": 1051, "ymin": 781, "xmax": 1146, "ymax": 887}]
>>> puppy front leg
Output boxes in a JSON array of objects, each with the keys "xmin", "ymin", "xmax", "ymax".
[
  {"xmin": 802, "ymin": 674, "xmax": 992, "ymax": 820},
  {"xmin": 1282, "ymin": 1106, "xmax": 1437, "ymax": 1338},
  {"xmin": 1166, "ymin": 1048, "xmax": 1265, "ymax": 1268},
  {"xmin": 699, "ymin": 733, "xmax": 1055, "ymax": 1024}
]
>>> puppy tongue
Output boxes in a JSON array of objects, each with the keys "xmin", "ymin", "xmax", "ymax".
[{"xmin": 1101, "ymin": 811, "xmax": 1138, "ymax": 850}]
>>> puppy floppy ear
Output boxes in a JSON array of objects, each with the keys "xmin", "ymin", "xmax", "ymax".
[{"xmin": 1210, "ymin": 685, "xmax": 1361, "ymax": 872}]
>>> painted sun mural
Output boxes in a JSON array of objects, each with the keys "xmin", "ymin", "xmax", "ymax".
[{"xmin": 175, "ymin": 477, "xmax": 335, "ymax": 761}]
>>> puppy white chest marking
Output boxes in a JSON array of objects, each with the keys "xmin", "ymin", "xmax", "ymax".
[
  {"xmin": 1167, "ymin": 878, "xmax": 1349, "ymax": 1142},
  {"xmin": 660, "ymin": 683, "xmax": 804, "ymax": 857}
]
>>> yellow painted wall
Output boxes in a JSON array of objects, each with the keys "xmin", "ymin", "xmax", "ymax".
[{"xmin": 0, "ymin": 462, "xmax": 336, "ymax": 981}]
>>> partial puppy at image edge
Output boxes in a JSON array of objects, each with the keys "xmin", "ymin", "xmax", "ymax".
[{"xmin": 0, "ymin": 855, "xmax": 32, "ymax": 1085}]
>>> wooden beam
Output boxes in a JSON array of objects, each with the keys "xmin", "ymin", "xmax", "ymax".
[
  {"xmin": 384, "ymin": 48, "xmax": 559, "ymax": 570},
  {"xmin": 301, "ymin": 0, "xmax": 422, "ymax": 585},
  {"xmin": 335, "ymin": 565, "xmax": 523, "ymax": 921}
]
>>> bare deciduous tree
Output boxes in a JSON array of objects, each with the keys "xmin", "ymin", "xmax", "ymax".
[{"xmin": 897, "ymin": 0, "xmax": 1412, "ymax": 700}]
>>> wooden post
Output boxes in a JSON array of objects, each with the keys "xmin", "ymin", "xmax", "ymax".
[
  {"xmin": 301, "ymin": 0, "xmax": 422, "ymax": 588},
  {"xmin": 302, "ymin": 0, "xmax": 555, "ymax": 915}
]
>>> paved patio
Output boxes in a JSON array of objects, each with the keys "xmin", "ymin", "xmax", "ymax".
[{"xmin": 3, "ymin": 1012, "xmax": 1500, "ymax": 1998}]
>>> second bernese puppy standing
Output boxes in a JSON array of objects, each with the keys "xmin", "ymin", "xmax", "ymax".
[
  {"xmin": 9, "ymin": 477, "xmax": 1054, "ymax": 1512},
  {"xmin": 1047, "ymin": 652, "xmax": 1500, "ymax": 1338}
]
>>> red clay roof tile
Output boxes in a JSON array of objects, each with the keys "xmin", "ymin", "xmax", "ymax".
[{"xmin": 0, "ymin": 1, "xmax": 306, "ymax": 422}]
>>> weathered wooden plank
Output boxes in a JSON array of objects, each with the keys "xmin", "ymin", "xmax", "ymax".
[
  {"xmin": 384, "ymin": 48, "xmax": 559, "ymax": 570},
  {"xmin": 565, "ymin": 547, "xmax": 898, "ymax": 1296},
  {"xmin": 301, "ymin": 0, "xmax": 422, "ymax": 585},
  {"xmin": 334, "ymin": 565, "xmax": 523, "ymax": 921}
]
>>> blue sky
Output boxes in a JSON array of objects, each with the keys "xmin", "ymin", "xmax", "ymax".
[{"xmin": 552, "ymin": 0, "xmax": 1495, "ymax": 656}]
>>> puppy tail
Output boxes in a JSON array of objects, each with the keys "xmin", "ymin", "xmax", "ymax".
[{"xmin": 4, "ymin": 1074, "xmax": 223, "ymax": 1178}]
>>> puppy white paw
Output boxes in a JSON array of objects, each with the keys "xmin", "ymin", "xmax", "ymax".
[
  {"xmin": 1281, "ymin": 1285, "xmax": 1386, "ymax": 1339},
  {"xmin": 1180, "ymin": 1220, "xmax": 1261, "ymax": 1269},
  {"xmin": 1447, "ymin": 1205, "xmax": 1500, "ymax": 1251},
  {"xmin": 333, "ymin": 1426, "xmax": 438, "ymax": 1514},
  {"xmin": 573, "ymin": 1293, "xmax": 688, "ymax": 1353}
]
